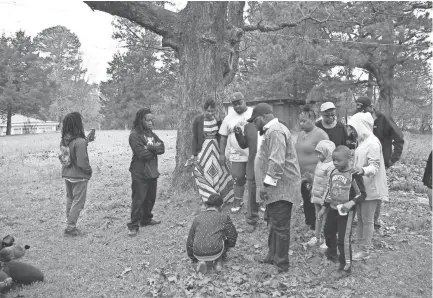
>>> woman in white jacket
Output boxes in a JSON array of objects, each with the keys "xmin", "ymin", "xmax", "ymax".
[{"xmin": 347, "ymin": 112, "xmax": 388, "ymax": 260}]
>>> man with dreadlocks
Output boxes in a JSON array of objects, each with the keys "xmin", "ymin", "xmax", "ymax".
[
  {"xmin": 127, "ymin": 108, "xmax": 165, "ymax": 237},
  {"xmin": 60, "ymin": 112, "xmax": 93, "ymax": 236}
]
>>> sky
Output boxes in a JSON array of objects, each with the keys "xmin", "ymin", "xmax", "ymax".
[{"xmin": 0, "ymin": 0, "xmax": 187, "ymax": 84}]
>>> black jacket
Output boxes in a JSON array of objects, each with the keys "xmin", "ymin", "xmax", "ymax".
[
  {"xmin": 316, "ymin": 120, "xmax": 349, "ymax": 147},
  {"xmin": 129, "ymin": 129, "xmax": 165, "ymax": 179},
  {"xmin": 423, "ymin": 151, "xmax": 432, "ymax": 189},
  {"xmin": 373, "ymin": 110, "xmax": 404, "ymax": 168}
]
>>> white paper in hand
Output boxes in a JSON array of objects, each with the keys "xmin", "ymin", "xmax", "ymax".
[{"xmin": 336, "ymin": 204, "xmax": 348, "ymax": 216}]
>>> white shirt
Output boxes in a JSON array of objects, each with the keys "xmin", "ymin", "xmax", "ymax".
[{"xmin": 219, "ymin": 107, "xmax": 253, "ymax": 162}]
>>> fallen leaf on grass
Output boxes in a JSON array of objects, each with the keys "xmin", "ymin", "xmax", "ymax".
[
  {"xmin": 117, "ymin": 267, "xmax": 132, "ymax": 278},
  {"xmin": 167, "ymin": 275, "xmax": 178, "ymax": 283},
  {"xmin": 139, "ymin": 261, "xmax": 150, "ymax": 269}
]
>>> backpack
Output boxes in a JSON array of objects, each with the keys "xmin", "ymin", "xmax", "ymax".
[{"xmin": 59, "ymin": 143, "xmax": 72, "ymax": 168}]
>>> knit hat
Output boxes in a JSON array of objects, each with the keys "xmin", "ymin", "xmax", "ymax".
[{"xmin": 206, "ymin": 194, "xmax": 223, "ymax": 207}]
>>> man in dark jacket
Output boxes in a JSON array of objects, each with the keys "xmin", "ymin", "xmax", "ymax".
[
  {"xmin": 127, "ymin": 108, "xmax": 165, "ymax": 236},
  {"xmin": 356, "ymin": 96, "xmax": 405, "ymax": 227}
]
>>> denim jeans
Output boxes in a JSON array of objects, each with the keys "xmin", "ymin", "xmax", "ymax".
[
  {"xmin": 65, "ymin": 180, "xmax": 88, "ymax": 229},
  {"xmin": 245, "ymin": 179, "xmax": 259, "ymax": 225},
  {"xmin": 356, "ymin": 200, "xmax": 380, "ymax": 250},
  {"xmin": 231, "ymin": 162, "xmax": 247, "ymax": 201}
]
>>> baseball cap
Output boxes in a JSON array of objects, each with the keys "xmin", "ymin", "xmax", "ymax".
[
  {"xmin": 231, "ymin": 92, "xmax": 244, "ymax": 103},
  {"xmin": 320, "ymin": 102, "xmax": 336, "ymax": 112},
  {"xmin": 247, "ymin": 103, "xmax": 273, "ymax": 122},
  {"xmin": 356, "ymin": 96, "xmax": 372, "ymax": 107}
]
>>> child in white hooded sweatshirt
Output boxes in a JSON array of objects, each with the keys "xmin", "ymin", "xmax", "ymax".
[
  {"xmin": 307, "ymin": 140, "xmax": 336, "ymax": 247},
  {"xmin": 347, "ymin": 112, "xmax": 388, "ymax": 260}
]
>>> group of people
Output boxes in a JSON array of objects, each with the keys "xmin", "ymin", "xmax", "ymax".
[
  {"xmin": 184, "ymin": 91, "xmax": 429, "ymax": 277},
  {"xmin": 54, "ymin": 92, "xmax": 430, "ymax": 279}
]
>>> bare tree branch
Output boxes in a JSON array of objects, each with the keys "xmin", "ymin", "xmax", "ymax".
[
  {"xmin": 84, "ymin": 1, "xmax": 180, "ymax": 50},
  {"xmin": 243, "ymin": 20, "xmax": 301, "ymax": 32},
  {"xmin": 223, "ymin": 1, "xmax": 245, "ymax": 86}
]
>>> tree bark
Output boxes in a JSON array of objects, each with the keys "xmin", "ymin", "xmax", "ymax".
[
  {"xmin": 6, "ymin": 107, "xmax": 12, "ymax": 135},
  {"xmin": 377, "ymin": 67, "xmax": 394, "ymax": 116},
  {"xmin": 367, "ymin": 72, "xmax": 374, "ymax": 100}
]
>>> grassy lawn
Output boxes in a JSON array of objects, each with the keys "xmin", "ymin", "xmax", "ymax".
[{"xmin": 0, "ymin": 130, "xmax": 431, "ymax": 298}]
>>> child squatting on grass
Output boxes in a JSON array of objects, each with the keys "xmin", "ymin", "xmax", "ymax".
[
  {"xmin": 307, "ymin": 140, "xmax": 336, "ymax": 248},
  {"xmin": 60, "ymin": 112, "xmax": 93, "ymax": 236},
  {"xmin": 186, "ymin": 194, "xmax": 238, "ymax": 274},
  {"xmin": 318, "ymin": 145, "xmax": 366, "ymax": 278}
]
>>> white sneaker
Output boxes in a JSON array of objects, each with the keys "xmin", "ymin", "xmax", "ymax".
[
  {"xmin": 320, "ymin": 242, "xmax": 328, "ymax": 249},
  {"xmin": 306, "ymin": 236, "xmax": 318, "ymax": 246},
  {"xmin": 230, "ymin": 200, "xmax": 244, "ymax": 213},
  {"xmin": 352, "ymin": 251, "xmax": 368, "ymax": 261}
]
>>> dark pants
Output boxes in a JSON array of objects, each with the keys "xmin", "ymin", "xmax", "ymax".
[
  {"xmin": 245, "ymin": 179, "xmax": 259, "ymax": 225},
  {"xmin": 324, "ymin": 208, "xmax": 354, "ymax": 268},
  {"xmin": 265, "ymin": 201, "xmax": 292, "ymax": 272},
  {"xmin": 127, "ymin": 174, "xmax": 158, "ymax": 231},
  {"xmin": 301, "ymin": 180, "xmax": 315, "ymax": 229}
]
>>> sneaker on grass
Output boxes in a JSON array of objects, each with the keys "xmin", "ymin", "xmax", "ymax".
[
  {"xmin": 64, "ymin": 227, "xmax": 80, "ymax": 236},
  {"xmin": 230, "ymin": 199, "xmax": 244, "ymax": 213},
  {"xmin": 127, "ymin": 229, "xmax": 138, "ymax": 237},
  {"xmin": 306, "ymin": 236, "xmax": 318, "ymax": 247}
]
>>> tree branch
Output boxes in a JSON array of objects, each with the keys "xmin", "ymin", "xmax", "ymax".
[
  {"xmin": 243, "ymin": 20, "xmax": 301, "ymax": 32},
  {"xmin": 84, "ymin": 1, "xmax": 180, "ymax": 50},
  {"xmin": 223, "ymin": 1, "xmax": 245, "ymax": 86}
]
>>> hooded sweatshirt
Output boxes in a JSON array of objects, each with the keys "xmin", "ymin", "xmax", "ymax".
[
  {"xmin": 348, "ymin": 113, "xmax": 388, "ymax": 201},
  {"xmin": 61, "ymin": 134, "xmax": 92, "ymax": 180},
  {"xmin": 311, "ymin": 140, "xmax": 335, "ymax": 204}
]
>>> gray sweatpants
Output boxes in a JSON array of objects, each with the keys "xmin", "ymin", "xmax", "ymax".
[{"xmin": 65, "ymin": 180, "xmax": 88, "ymax": 229}]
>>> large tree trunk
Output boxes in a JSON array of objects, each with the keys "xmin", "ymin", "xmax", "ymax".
[
  {"xmin": 171, "ymin": 2, "xmax": 229, "ymax": 189},
  {"xmin": 6, "ymin": 108, "xmax": 12, "ymax": 136},
  {"xmin": 377, "ymin": 67, "xmax": 394, "ymax": 116}
]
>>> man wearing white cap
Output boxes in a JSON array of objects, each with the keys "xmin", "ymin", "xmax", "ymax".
[{"xmin": 316, "ymin": 102, "xmax": 349, "ymax": 147}]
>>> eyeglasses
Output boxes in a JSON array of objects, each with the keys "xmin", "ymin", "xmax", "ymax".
[{"xmin": 322, "ymin": 113, "xmax": 336, "ymax": 118}]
